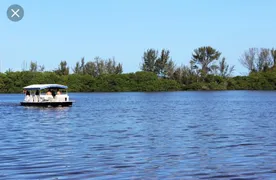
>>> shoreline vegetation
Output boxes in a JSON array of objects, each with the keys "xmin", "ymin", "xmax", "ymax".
[{"xmin": 1, "ymin": 46, "xmax": 276, "ymax": 93}]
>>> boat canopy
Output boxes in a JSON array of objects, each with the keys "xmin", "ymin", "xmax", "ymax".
[{"xmin": 23, "ymin": 84, "xmax": 68, "ymax": 90}]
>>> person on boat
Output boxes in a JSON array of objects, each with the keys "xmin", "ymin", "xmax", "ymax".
[
  {"xmin": 46, "ymin": 89, "xmax": 52, "ymax": 95},
  {"xmin": 26, "ymin": 91, "xmax": 30, "ymax": 96},
  {"xmin": 56, "ymin": 89, "xmax": 61, "ymax": 95},
  {"xmin": 33, "ymin": 90, "xmax": 40, "ymax": 102},
  {"xmin": 51, "ymin": 90, "xmax": 56, "ymax": 97},
  {"xmin": 24, "ymin": 91, "xmax": 31, "ymax": 102}
]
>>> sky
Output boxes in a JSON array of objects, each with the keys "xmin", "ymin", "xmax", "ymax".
[{"xmin": 1, "ymin": 0, "xmax": 276, "ymax": 75}]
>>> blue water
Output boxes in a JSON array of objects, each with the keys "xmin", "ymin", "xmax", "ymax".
[{"xmin": 1, "ymin": 91, "xmax": 276, "ymax": 179}]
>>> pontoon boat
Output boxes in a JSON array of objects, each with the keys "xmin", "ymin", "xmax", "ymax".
[{"xmin": 20, "ymin": 84, "xmax": 73, "ymax": 107}]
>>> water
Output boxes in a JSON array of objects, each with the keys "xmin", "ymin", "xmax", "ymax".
[{"xmin": 1, "ymin": 91, "xmax": 276, "ymax": 179}]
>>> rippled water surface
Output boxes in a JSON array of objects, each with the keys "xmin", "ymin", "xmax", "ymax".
[{"xmin": 1, "ymin": 91, "xmax": 276, "ymax": 179}]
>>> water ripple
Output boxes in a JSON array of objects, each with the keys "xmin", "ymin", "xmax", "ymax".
[{"xmin": 1, "ymin": 92, "xmax": 276, "ymax": 179}]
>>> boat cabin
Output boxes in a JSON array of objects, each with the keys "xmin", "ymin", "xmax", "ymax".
[{"xmin": 21, "ymin": 84, "xmax": 73, "ymax": 107}]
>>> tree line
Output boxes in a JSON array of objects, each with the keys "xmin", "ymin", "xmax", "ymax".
[{"xmin": 1, "ymin": 46, "xmax": 276, "ymax": 93}]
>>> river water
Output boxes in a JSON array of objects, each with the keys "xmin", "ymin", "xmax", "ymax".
[{"xmin": 0, "ymin": 91, "xmax": 276, "ymax": 179}]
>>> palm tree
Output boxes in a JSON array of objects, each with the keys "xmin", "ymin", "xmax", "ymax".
[{"xmin": 191, "ymin": 46, "xmax": 221, "ymax": 76}]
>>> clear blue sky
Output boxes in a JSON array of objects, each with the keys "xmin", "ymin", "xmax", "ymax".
[{"xmin": 1, "ymin": 0, "xmax": 276, "ymax": 75}]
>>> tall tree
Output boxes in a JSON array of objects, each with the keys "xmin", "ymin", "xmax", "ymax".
[
  {"xmin": 73, "ymin": 61, "xmax": 81, "ymax": 74},
  {"xmin": 115, "ymin": 63, "xmax": 123, "ymax": 74},
  {"xmin": 173, "ymin": 67, "xmax": 182, "ymax": 82},
  {"xmin": 73, "ymin": 57, "xmax": 124, "ymax": 77},
  {"xmin": 80, "ymin": 57, "xmax": 85, "ymax": 74},
  {"xmin": 257, "ymin": 48, "xmax": 272, "ymax": 72},
  {"xmin": 54, "ymin": 61, "xmax": 69, "ymax": 75},
  {"xmin": 141, "ymin": 49, "xmax": 158, "ymax": 72},
  {"xmin": 189, "ymin": 60, "xmax": 201, "ymax": 82},
  {"xmin": 239, "ymin": 48, "xmax": 257, "ymax": 72},
  {"xmin": 218, "ymin": 57, "xmax": 235, "ymax": 77},
  {"xmin": 84, "ymin": 61, "xmax": 96, "ymax": 76},
  {"xmin": 165, "ymin": 59, "xmax": 176, "ymax": 79},
  {"xmin": 73, "ymin": 57, "xmax": 86, "ymax": 74},
  {"xmin": 141, "ymin": 49, "xmax": 175, "ymax": 78},
  {"xmin": 29, "ymin": 61, "xmax": 38, "ymax": 72},
  {"xmin": 95, "ymin": 57, "xmax": 105, "ymax": 76},
  {"xmin": 105, "ymin": 58, "xmax": 116, "ymax": 74},
  {"xmin": 191, "ymin": 46, "xmax": 221, "ymax": 75},
  {"xmin": 240, "ymin": 48, "xmax": 273, "ymax": 73},
  {"xmin": 155, "ymin": 49, "xmax": 170, "ymax": 77},
  {"xmin": 38, "ymin": 65, "xmax": 45, "ymax": 72},
  {"xmin": 271, "ymin": 48, "xmax": 276, "ymax": 68}
]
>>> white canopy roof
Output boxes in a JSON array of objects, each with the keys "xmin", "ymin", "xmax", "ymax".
[{"xmin": 23, "ymin": 84, "xmax": 68, "ymax": 90}]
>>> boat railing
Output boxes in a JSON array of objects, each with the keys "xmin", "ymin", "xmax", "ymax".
[
  {"xmin": 23, "ymin": 94, "xmax": 70, "ymax": 102},
  {"xmin": 24, "ymin": 88, "xmax": 70, "ymax": 103}
]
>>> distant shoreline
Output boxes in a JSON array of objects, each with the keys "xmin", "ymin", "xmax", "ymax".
[
  {"xmin": 1, "ymin": 70, "xmax": 276, "ymax": 93},
  {"xmin": 2, "ymin": 47, "xmax": 276, "ymax": 92},
  {"xmin": 1, "ymin": 90, "xmax": 275, "ymax": 95}
]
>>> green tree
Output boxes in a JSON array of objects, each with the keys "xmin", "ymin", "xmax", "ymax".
[
  {"xmin": 115, "ymin": 63, "xmax": 123, "ymax": 74},
  {"xmin": 155, "ymin": 49, "xmax": 170, "ymax": 77},
  {"xmin": 218, "ymin": 57, "xmax": 235, "ymax": 78},
  {"xmin": 80, "ymin": 57, "xmax": 85, "ymax": 74},
  {"xmin": 105, "ymin": 58, "xmax": 115, "ymax": 74},
  {"xmin": 141, "ymin": 49, "xmax": 175, "ymax": 78},
  {"xmin": 54, "ymin": 61, "xmax": 69, "ymax": 75},
  {"xmin": 191, "ymin": 46, "xmax": 221, "ymax": 76},
  {"xmin": 29, "ymin": 61, "xmax": 38, "ymax": 72},
  {"xmin": 271, "ymin": 48, "xmax": 276, "ymax": 68},
  {"xmin": 73, "ymin": 61, "xmax": 81, "ymax": 74},
  {"xmin": 38, "ymin": 65, "xmax": 45, "ymax": 72},
  {"xmin": 73, "ymin": 57, "xmax": 86, "ymax": 74},
  {"xmin": 84, "ymin": 61, "xmax": 96, "ymax": 76},
  {"xmin": 257, "ymin": 48, "xmax": 272, "ymax": 72},
  {"xmin": 94, "ymin": 57, "xmax": 105, "ymax": 76},
  {"xmin": 165, "ymin": 59, "xmax": 175, "ymax": 79},
  {"xmin": 141, "ymin": 49, "xmax": 158, "ymax": 72}
]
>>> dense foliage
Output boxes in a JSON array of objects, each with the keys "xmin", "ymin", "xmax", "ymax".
[
  {"xmin": 0, "ymin": 71, "xmax": 181, "ymax": 93},
  {"xmin": 1, "ymin": 46, "xmax": 276, "ymax": 93}
]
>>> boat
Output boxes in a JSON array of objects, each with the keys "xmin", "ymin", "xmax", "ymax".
[{"xmin": 20, "ymin": 84, "xmax": 74, "ymax": 107}]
